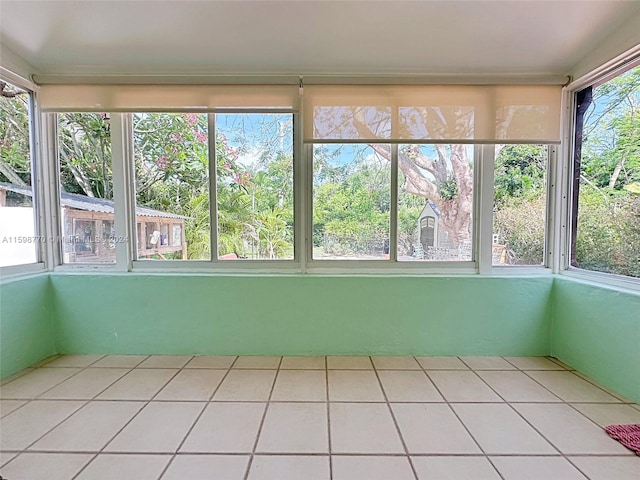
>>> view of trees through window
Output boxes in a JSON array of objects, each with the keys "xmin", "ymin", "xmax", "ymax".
[
  {"xmin": 216, "ymin": 114, "xmax": 293, "ymax": 260},
  {"xmin": 313, "ymin": 145, "xmax": 390, "ymax": 260},
  {"xmin": 397, "ymin": 144, "xmax": 473, "ymax": 262},
  {"xmin": 133, "ymin": 113, "xmax": 209, "ymax": 261},
  {"xmin": 1, "ymin": 74, "xmax": 638, "ymax": 277},
  {"xmin": 131, "ymin": 112, "xmax": 293, "ymax": 261},
  {"xmin": 493, "ymin": 145, "xmax": 548, "ymax": 266},
  {"xmin": 58, "ymin": 113, "xmax": 114, "ymax": 263},
  {"xmin": 0, "ymin": 80, "xmax": 36, "ymax": 266},
  {"xmin": 574, "ymin": 65, "xmax": 640, "ymax": 278}
]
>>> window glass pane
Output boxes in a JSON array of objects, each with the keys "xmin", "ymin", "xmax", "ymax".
[
  {"xmin": 0, "ymin": 81, "xmax": 36, "ymax": 266},
  {"xmin": 313, "ymin": 144, "xmax": 390, "ymax": 260},
  {"xmin": 133, "ymin": 113, "xmax": 209, "ymax": 260},
  {"xmin": 493, "ymin": 145, "xmax": 548, "ymax": 266},
  {"xmin": 215, "ymin": 113, "xmax": 294, "ymax": 260},
  {"xmin": 574, "ymin": 66, "xmax": 640, "ymax": 278},
  {"xmin": 397, "ymin": 144, "xmax": 473, "ymax": 261},
  {"xmin": 58, "ymin": 113, "xmax": 114, "ymax": 263}
]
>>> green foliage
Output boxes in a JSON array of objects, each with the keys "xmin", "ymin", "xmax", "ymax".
[
  {"xmin": 492, "ymin": 145, "xmax": 547, "ymax": 265},
  {"xmin": 575, "ymin": 65, "xmax": 640, "ymax": 277},
  {"xmin": 494, "ymin": 195, "xmax": 545, "ymax": 265},
  {"xmin": 0, "ymin": 92, "xmax": 31, "ymax": 185},
  {"xmin": 575, "ymin": 190, "xmax": 640, "ymax": 277},
  {"xmin": 494, "ymin": 145, "xmax": 547, "ymax": 205},
  {"xmin": 436, "ymin": 174, "xmax": 458, "ymax": 201},
  {"xmin": 256, "ymin": 207, "xmax": 292, "ymax": 259},
  {"xmin": 313, "ymin": 150, "xmax": 390, "ymax": 256},
  {"xmin": 183, "ymin": 193, "xmax": 211, "ymax": 260},
  {"xmin": 59, "ymin": 113, "xmax": 113, "ymax": 198}
]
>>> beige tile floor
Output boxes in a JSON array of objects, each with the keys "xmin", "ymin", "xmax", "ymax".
[{"xmin": 0, "ymin": 355, "xmax": 639, "ymax": 480}]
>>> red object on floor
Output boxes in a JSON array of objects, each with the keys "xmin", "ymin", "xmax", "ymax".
[{"xmin": 605, "ymin": 424, "xmax": 640, "ymax": 456}]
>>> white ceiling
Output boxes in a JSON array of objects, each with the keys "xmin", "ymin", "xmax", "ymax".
[{"xmin": 1, "ymin": 0, "xmax": 639, "ymax": 76}]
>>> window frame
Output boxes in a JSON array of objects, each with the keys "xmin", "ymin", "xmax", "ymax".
[
  {"xmin": 129, "ymin": 110, "xmax": 302, "ymax": 272},
  {"xmin": 0, "ymin": 72, "xmax": 47, "ymax": 277},
  {"xmin": 562, "ymin": 48, "xmax": 640, "ymax": 288},
  {"xmin": 31, "ymin": 79, "xmax": 569, "ymax": 277},
  {"xmin": 490, "ymin": 144, "xmax": 556, "ymax": 272}
]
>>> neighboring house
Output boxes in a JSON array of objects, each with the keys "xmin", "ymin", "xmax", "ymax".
[{"xmin": 0, "ymin": 183, "xmax": 187, "ymax": 262}]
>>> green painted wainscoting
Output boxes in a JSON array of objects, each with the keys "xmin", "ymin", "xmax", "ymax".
[
  {"xmin": 0, "ymin": 273, "xmax": 56, "ymax": 378},
  {"xmin": 552, "ymin": 276, "xmax": 640, "ymax": 403},
  {"xmin": 50, "ymin": 274, "xmax": 553, "ymax": 357},
  {"xmin": 4, "ymin": 272, "xmax": 638, "ymax": 403}
]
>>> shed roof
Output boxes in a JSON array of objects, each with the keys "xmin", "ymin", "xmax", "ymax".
[{"xmin": 0, "ymin": 182, "xmax": 187, "ymax": 220}]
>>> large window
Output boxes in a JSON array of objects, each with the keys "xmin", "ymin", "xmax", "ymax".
[
  {"xmin": 34, "ymin": 81, "xmax": 565, "ymax": 272},
  {"xmin": 572, "ymin": 65, "xmax": 640, "ymax": 278},
  {"xmin": 58, "ymin": 113, "xmax": 114, "ymax": 264},
  {"xmin": 0, "ymin": 80, "xmax": 37, "ymax": 267}
]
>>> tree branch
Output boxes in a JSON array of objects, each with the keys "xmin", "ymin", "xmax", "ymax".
[{"xmin": 0, "ymin": 158, "xmax": 28, "ymax": 185}]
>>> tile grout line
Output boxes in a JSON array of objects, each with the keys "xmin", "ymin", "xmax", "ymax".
[
  {"xmin": 1, "ymin": 356, "xmax": 114, "ymax": 475},
  {"xmin": 242, "ymin": 356, "xmax": 282, "ymax": 480},
  {"xmin": 512, "ymin": 362, "xmax": 630, "ymax": 477},
  {"xmin": 514, "ymin": 367, "xmax": 629, "ymax": 432},
  {"xmin": 371, "ymin": 356, "xmax": 420, "ymax": 480},
  {"xmin": 468, "ymin": 356, "xmax": 594, "ymax": 480},
  {"xmin": 568, "ymin": 370, "xmax": 634, "ymax": 404},
  {"xmin": 420, "ymin": 357, "xmax": 506, "ymax": 480},
  {"xmin": 498, "ymin": 355, "xmax": 607, "ymax": 435},
  {"xmin": 16, "ymin": 355, "xmax": 128, "ymax": 454},
  {"xmin": 483, "ymin": 357, "xmax": 564, "ymax": 404},
  {"xmin": 2, "ymin": 355, "xmax": 636, "ymax": 478},
  {"xmin": 0, "ymin": 399, "xmax": 31, "ymax": 421},
  {"xmin": 69, "ymin": 356, "xmax": 194, "ymax": 480},
  {"xmin": 325, "ymin": 356, "xmax": 333, "ymax": 480},
  {"xmin": 546, "ymin": 356, "xmax": 576, "ymax": 371},
  {"xmin": 156, "ymin": 355, "xmax": 240, "ymax": 480}
]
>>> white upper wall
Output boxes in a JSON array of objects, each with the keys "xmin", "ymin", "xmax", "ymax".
[{"xmin": 1, "ymin": 0, "xmax": 639, "ymax": 78}]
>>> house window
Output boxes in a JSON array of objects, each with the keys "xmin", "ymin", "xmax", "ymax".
[
  {"xmin": 215, "ymin": 113, "xmax": 294, "ymax": 260},
  {"xmin": 0, "ymin": 80, "xmax": 37, "ymax": 267},
  {"xmin": 133, "ymin": 113, "xmax": 206, "ymax": 261},
  {"xmin": 58, "ymin": 113, "xmax": 114, "ymax": 264},
  {"xmin": 571, "ymin": 65, "xmax": 640, "ymax": 278},
  {"xmin": 172, "ymin": 224, "xmax": 182, "ymax": 247},
  {"xmin": 493, "ymin": 145, "xmax": 548, "ymax": 266}
]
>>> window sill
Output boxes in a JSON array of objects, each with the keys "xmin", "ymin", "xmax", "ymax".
[
  {"xmin": 0, "ymin": 263, "xmax": 46, "ymax": 283},
  {"xmin": 559, "ymin": 268, "xmax": 640, "ymax": 295}
]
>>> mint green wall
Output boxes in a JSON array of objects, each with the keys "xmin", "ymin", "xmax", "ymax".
[
  {"xmin": 552, "ymin": 277, "xmax": 640, "ymax": 403},
  {"xmin": 51, "ymin": 274, "xmax": 553, "ymax": 356},
  {"xmin": 0, "ymin": 274, "xmax": 56, "ymax": 378},
  {"xmin": 4, "ymin": 273, "xmax": 638, "ymax": 404}
]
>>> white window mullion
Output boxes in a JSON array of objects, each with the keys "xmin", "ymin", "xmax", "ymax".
[
  {"xmin": 390, "ymin": 144, "xmax": 399, "ymax": 262},
  {"xmin": 477, "ymin": 145, "xmax": 495, "ymax": 274},
  {"xmin": 293, "ymin": 112, "xmax": 304, "ymax": 270},
  {"xmin": 208, "ymin": 113, "xmax": 218, "ymax": 262},
  {"xmin": 546, "ymin": 144, "xmax": 560, "ymax": 271},
  {"xmin": 302, "ymin": 143, "xmax": 313, "ymax": 272},
  {"xmin": 38, "ymin": 112, "xmax": 62, "ymax": 269},
  {"xmin": 554, "ymin": 88, "xmax": 575, "ymax": 273},
  {"xmin": 110, "ymin": 113, "xmax": 135, "ymax": 271}
]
